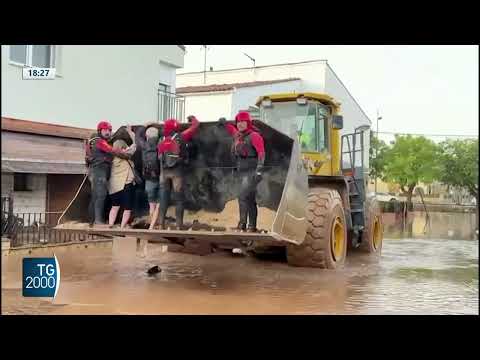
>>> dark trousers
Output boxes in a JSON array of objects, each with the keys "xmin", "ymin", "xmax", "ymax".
[
  {"xmin": 238, "ymin": 168, "xmax": 259, "ymax": 228},
  {"xmin": 89, "ymin": 164, "xmax": 110, "ymax": 224},
  {"xmin": 159, "ymin": 167, "xmax": 185, "ymax": 227}
]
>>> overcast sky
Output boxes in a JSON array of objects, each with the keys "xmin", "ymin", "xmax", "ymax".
[{"xmin": 179, "ymin": 45, "xmax": 478, "ymax": 142}]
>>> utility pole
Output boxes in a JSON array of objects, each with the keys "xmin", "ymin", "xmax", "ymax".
[
  {"xmin": 375, "ymin": 109, "xmax": 382, "ymax": 193},
  {"xmin": 202, "ymin": 45, "xmax": 208, "ymax": 84}
]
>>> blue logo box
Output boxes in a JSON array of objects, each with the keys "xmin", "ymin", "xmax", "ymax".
[{"xmin": 23, "ymin": 257, "xmax": 60, "ymax": 297}]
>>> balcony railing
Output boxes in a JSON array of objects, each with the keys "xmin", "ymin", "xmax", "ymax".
[{"xmin": 157, "ymin": 89, "xmax": 185, "ymax": 123}]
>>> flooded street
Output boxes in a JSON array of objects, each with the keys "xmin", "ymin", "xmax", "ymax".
[{"xmin": 2, "ymin": 237, "xmax": 478, "ymax": 315}]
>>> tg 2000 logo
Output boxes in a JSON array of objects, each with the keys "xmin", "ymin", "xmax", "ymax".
[{"xmin": 23, "ymin": 256, "xmax": 61, "ymax": 298}]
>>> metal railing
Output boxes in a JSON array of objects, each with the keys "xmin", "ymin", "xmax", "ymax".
[
  {"xmin": 157, "ymin": 89, "xmax": 185, "ymax": 123},
  {"xmin": 2, "ymin": 195, "xmax": 98, "ymax": 248},
  {"xmin": 8, "ymin": 211, "xmax": 97, "ymax": 248},
  {"xmin": 341, "ymin": 131, "xmax": 365, "ymax": 174},
  {"xmin": 2, "ymin": 195, "xmax": 12, "ymax": 216},
  {"xmin": 2, "ymin": 195, "xmax": 16, "ymax": 236}
]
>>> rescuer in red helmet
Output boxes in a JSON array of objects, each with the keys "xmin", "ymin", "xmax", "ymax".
[
  {"xmin": 85, "ymin": 120, "xmax": 136, "ymax": 225},
  {"xmin": 218, "ymin": 111, "xmax": 265, "ymax": 232},
  {"xmin": 152, "ymin": 115, "xmax": 199, "ymax": 229}
]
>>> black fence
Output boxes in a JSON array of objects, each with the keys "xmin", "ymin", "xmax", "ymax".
[
  {"xmin": 1, "ymin": 195, "xmax": 97, "ymax": 248},
  {"xmin": 157, "ymin": 90, "xmax": 185, "ymax": 123},
  {"xmin": 2, "ymin": 195, "xmax": 16, "ymax": 235}
]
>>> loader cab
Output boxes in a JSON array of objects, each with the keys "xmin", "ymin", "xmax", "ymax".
[{"xmin": 257, "ymin": 93, "xmax": 342, "ymax": 177}]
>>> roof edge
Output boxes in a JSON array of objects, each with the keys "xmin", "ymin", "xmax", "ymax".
[
  {"xmin": 177, "ymin": 78, "xmax": 301, "ymax": 94},
  {"xmin": 178, "ymin": 89, "xmax": 235, "ymax": 96},
  {"xmin": 1, "ymin": 117, "xmax": 94, "ymax": 140},
  {"xmin": 325, "ymin": 63, "xmax": 372, "ymax": 124}
]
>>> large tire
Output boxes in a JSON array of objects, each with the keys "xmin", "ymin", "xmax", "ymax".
[
  {"xmin": 360, "ymin": 196, "xmax": 383, "ymax": 254},
  {"xmin": 286, "ymin": 188, "xmax": 347, "ymax": 269}
]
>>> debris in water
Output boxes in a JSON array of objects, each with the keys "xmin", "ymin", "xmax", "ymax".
[
  {"xmin": 232, "ymin": 248, "xmax": 245, "ymax": 256},
  {"xmin": 147, "ymin": 265, "xmax": 161, "ymax": 275}
]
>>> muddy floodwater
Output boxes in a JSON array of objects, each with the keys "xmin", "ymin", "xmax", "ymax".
[{"xmin": 2, "ymin": 237, "xmax": 478, "ymax": 315}]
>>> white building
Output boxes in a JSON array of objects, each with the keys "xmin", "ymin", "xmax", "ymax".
[
  {"xmin": 1, "ymin": 45, "xmax": 185, "ymax": 222},
  {"xmin": 177, "ymin": 59, "xmax": 371, "ymax": 135},
  {"xmin": 2, "ymin": 45, "xmax": 186, "ymax": 129},
  {"xmin": 177, "ymin": 78, "xmax": 302, "ymax": 121}
]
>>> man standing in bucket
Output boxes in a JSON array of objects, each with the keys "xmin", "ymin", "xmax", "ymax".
[
  {"xmin": 154, "ymin": 115, "xmax": 199, "ymax": 230},
  {"xmin": 218, "ymin": 111, "xmax": 265, "ymax": 232},
  {"xmin": 85, "ymin": 120, "xmax": 136, "ymax": 225}
]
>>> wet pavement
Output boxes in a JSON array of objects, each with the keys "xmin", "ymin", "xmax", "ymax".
[{"xmin": 2, "ymin": 237, "xmax": 478, "ymax": 315}]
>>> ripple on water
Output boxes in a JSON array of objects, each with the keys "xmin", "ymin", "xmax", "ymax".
[{"xmin": 2, "ymin": 238, "xmax": 478, "ymax": 314}]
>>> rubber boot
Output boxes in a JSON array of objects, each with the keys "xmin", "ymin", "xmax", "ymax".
[
  {"xmin": 158, "ymin": 187, "xmax": 170, "ymax": 229},
  {"xmin": 91, "ymin": 167, "xmax": 109, "ymax": 225},
  {"xmin": 174, "ymin": 191, "xmax": 185, "ymax": 230},
  {"xmin": 88, "ymin": 195, "xmax": 95, "ymax": 226},
  {"xmin": 236, "ymin": 198, "xmax": 248, "ymax": 232},
  {"xmin": 247, "ymin": 195, "xmax": 258, "ymax": 232},
  {"xmin": 236, "ymin": 222, "xmax": 247, "ymax": 231},
  {"xmin": 94, "ymin": 196, "xmax": 106, "ymax": 224},
  {"xmin": 247, "ymin": 225, "xmax": 258, "ymax": 233}
]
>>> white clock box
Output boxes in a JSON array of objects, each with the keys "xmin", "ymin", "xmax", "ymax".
[{"xmin": 22, "ymin": 67, "xmax": 56, "ymax": 80}]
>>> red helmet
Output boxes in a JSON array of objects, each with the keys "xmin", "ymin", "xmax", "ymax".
[
  {"xmin": 235, "ymin": 111, "xmax": 253, "ymax": 127},
  {"xmin": 97, "ymin": 120, "xmax": 112, "ymax": 132},
  {"xmin": 163, "ymin": 118, "xmax": 179, "ymax": 136}
]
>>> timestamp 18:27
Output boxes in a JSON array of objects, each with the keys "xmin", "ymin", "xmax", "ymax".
[{"xmin": 27, "ymin": 69, "xmax": 50, "ymax": 77}]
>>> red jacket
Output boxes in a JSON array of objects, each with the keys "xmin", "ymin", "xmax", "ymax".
[
  {"xmin": 225, "ymin": 123, "xmax": 265, "ymax": 162},
  {"xmin": 96, "ymin": 138, "xmax": 128, "ymax": 157},
  {"xmin": 158, "ymin": 117, "xmax": 199, "ymax": 155}
]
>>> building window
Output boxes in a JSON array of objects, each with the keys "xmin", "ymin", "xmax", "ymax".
[
  {"xmin": 317, "ymin": 104, "xmax": 330, "ymax": 152},
  {"xmin": 14, "ymin": 173, "xmax": 31, "ymax": 192},
  {"xmin": 158, "ymin": 83, "xmax": 185, "ymax": 122},
  {"xmin": 10, "ymin": 45, "xmax": 27, "ymax": 64},
  {"xmin": 316, "ymin": 114, "xmax": 327, "ymax": 151},
  {"xmin": 158, "ymin": 83, "xmax": 171, "ymax": 94},
  {"xmin": 300, "ymin": 104, "xmax": 318, "ymax": 152},
  {"xmin": 32, "ymin": 45, "xmax": 54, "ymax": 67},
  {"xmin": 9, "ymin": 45, "xmax": 56, "ymax": 68}
]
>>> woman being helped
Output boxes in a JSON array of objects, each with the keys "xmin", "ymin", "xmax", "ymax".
[{"xmin": 108, "ymin": 126, "xmax": 137, "ymax": 228}]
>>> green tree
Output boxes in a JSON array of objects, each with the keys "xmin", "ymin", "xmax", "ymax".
[
  {"xmin": 382, "ymin": 135, "xmax": 440, "ymax": 209},
  {"xmin": 438, "ymin": 139, "xmax": 478, "ymax": 199},
  {"xmin": 369, "ymin": 136, "xmax": 389, "ymax": 180}
]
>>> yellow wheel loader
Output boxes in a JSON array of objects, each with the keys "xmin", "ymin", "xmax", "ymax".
[{"xmin": 58, "ymin": 92, "xmax": 383, "ymax": 269}]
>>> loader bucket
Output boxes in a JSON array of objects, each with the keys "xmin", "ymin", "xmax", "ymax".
[{"xmin": 57, "ymin": 120, "xmax": 308, "ymax": 245}]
